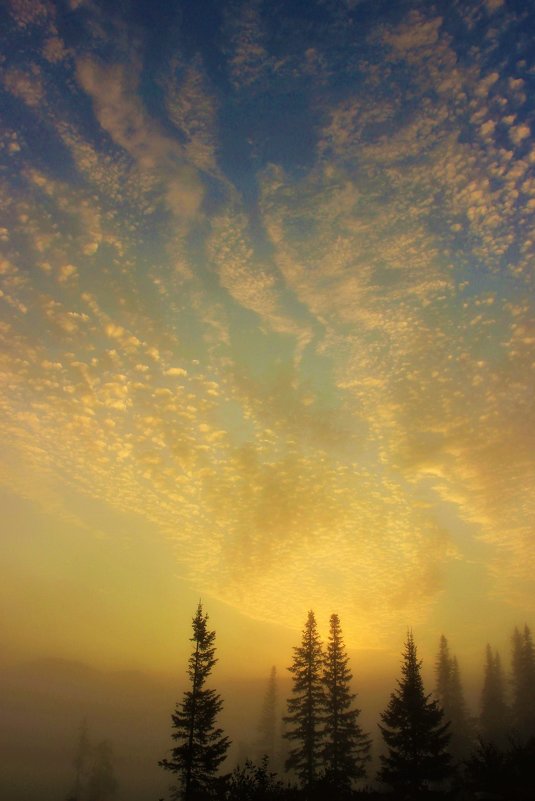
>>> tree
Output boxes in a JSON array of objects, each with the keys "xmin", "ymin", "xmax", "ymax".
[
  {"xmin": 87, "ymin": 740, "xmax": 118, "ymax": 801},
  {"xmin": 479, "ymin": 644, "xmax": 509, "ymax": 746},
  {"xmin": 225, "ymin": 756, "xmax": 285, "ymax": 801},
  {"xmin": 69, "ymin": 719, "xmax": 91, "ymax": 801},
  {"xmin": 255, "ymin": 666, "xmax": 279, "ymax": 769},
  {"xmin": 283, "ymin": 610, "xmax": 324, "ymax": 790},
  {"xmin": 434, "ymin": 635, "xmax": 472, "ymax": 760},
  {"xmin": 435, "ymin": 636, "xmax": 451, "ymax": 714},
  {"xmin": 511, "ymin": 624, "xmax": 535, "ymax": 740},
  {"xmin": 321, "ymin": 613, "xmax": 371, "ymax": 793},
  {"xmin": 464, "ymin": 737, "xmax": 535, "ymax": 800},
  {"xmin": 160, "ymin": 603, "xmax": 230, "ymax": 800},
  {"xmin": 378, "ymin": 631, "xmax": 451, "ymax": 795}
]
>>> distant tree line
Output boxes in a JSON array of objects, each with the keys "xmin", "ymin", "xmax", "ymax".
[{"xmin": 159, "ymin": 605, "xmax": 535, "ymax": 801}]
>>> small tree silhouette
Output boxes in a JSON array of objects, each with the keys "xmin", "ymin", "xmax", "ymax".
[{"xmin": 226, "ymin": 756, "xmax": 286, "ymax": 800}]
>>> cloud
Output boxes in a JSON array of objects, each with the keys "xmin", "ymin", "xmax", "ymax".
[
  {"xmin": 485, "ymin": 0, "xmax": 504, "ymax": 12},
  {"xmin": 510, "ymin": 123, "xmax": 531, "ymax": 146},
  {"xmin": 226, "ymin": 1, "xmax": 271, "ymax": 89},
  {"xmin": 381, "ymin": 12, "xmax": 443, "ymax": 55},
  {"xmin": 42, "ymin": 36, "xmax": 69, "ymax": 63},
  {"xmin": 207, "ymin": 207, "xmax": 313, "ymax": 358},
  {"xmin": 165, "ymin": 58, "xmax": 220, "ymax": 175},
  {"xmin": 252, "ymin": 16, "xmax": 535, "ymax": 620},
  {"xmin": 7, "ymin": 0, "xmax": 50, "ymax": 28},
  {"xmin": 57, "ymin": 264, "xmax": 77, "ymax": 283},
  {"xmin": 75, "ymin": 58, "xmax": 204, "ymax": 221},
  {"xmin": 2, "ymin": 68, "xmax": 44, "ymax": 108},
  {"xmin": 1, "ymin": 0, "xmax": 534, "ymax": 648}
]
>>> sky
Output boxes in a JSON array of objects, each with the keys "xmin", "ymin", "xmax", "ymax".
[{"xmin": 1, "ymin": 0, "xmax": 534, "ymax": 690}]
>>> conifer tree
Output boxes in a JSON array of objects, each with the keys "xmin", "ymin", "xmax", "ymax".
[
  {"xmin": 378, "ymin": 631, "xmax": 451, "ymax": 795},
  {"xmin": 434, "ymin": 635, "xmax": 472, "ymax": 760},
  {"xmin": 321, "ymin": 613, "xmax": 371, "ymax": 793},
  {"xmin": 160, "ymin": 603, "xmax": 230, "ymax": 800},
  {"xmin": 226, "ymin": 756, "xmax": 285, "ymax": 801},
  {"xmin": 71, "ymin": 719, "xmax": 91, "ymax": 801},
  {"xmin": 87, "ymin": 740, "xmax": 118, "ymax": 801},
  {"xmin": 511, "ymin": 625, "xmax": 535, "ymax": 740},
  {"xmin": 255, "ymin": 666, "xmax": 279, "ymax": 769},
  {"xmin": 435, "ymin": 636, "xmax": 451, "ymax": 713},
  {"xmin": 480, "ymin": 644, "xmax": 509, "ymax": 746},
  {"xmin": 283, "ymin": 610, "xmax": 325, "ymax": 790}
]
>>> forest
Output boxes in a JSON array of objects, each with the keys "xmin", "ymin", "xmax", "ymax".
[{"xmin": 67, "ymin": 604, "xmax": 535, "ymax": 801}]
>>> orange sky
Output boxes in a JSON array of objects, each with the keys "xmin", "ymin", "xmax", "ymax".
[{"xmin": 1, "ymin": 0, "xmax": 534, "ymax": 687}]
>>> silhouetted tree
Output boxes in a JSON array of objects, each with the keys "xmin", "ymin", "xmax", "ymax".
[
  {"xmin": 256, "ymin": 666, "xmax": 279, "ymax": 769},
  {"xmin": 511, "ymin": 624, "xmax": 535, "ymax": 741},
  {"xmin": 434, "ymin": 635, "xmax": 472, "ymax": 760},
  {"xmin": 480, "ymin": 644, "xmax": 509, "ymax": 746},
  {"xmin": 87, "ymin": 740, "xmax": 117, "ymax": 801},
  {"xmin": 225, "ymin": 756, "xmax": 286, "ymax": 801},
  {"xmin": 464, "ymin": 736, "xmax": 535, "ymax": 800},
  {"xmin": 160, "ymin": 603, "xmax": 230, "ymax": 800},
  {"xmin": 67, "ymin": 719, "xmax": 91, "ymax": 801},
  {"xmin": 321, "ymin": 613, "xmax": 370, "ymax": 794},
  {"xmin": 463, "ymin": 739, "xmax": 509, "ymax": 799},
  {"xmin": 378, "ymin": 631, "xmax": 451, "ymax": 795},
  {"xmin": 284, "ymin": 610, "xmax": 324, "ymax": 791}
]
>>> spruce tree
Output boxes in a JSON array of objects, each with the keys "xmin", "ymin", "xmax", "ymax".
[
  {"xmin": 435, "ymin": 636, "xmax": 451, "ymax": 713},
  {"xmin": 321, "ymin": 613, "xmax": 371, "ymax": 793},
  {"xmin": 283, "ymin": 610, "xmax": 325, "ymax": 790},
  {"xmin": 255, "ymin": 666, "xmax": 279, "ymax": 769},
  {"xmin": 434, "ymin": 635, "xmax": 472, "ymax": 760},
  {"xmin": 511, "ymin": 625, "xmax": 535, "ymax": 741},
  {"xmin": 87, "ymin": 741, "xmax": 118, "ymax": 801},
  {"xmin": 480, "ymin": 644, "xmax": 509, "ymax": 747},
  {"xmin": 449, "ymin": 657, "xmax": 472, "ymax": 754},
  {"xmin": 70, "ymin": 719, "xmax": 91, "ymax": 801},
  {"xmin": 160, "ymin": 603, "xmax": 230, "ymax": 800},
  {"xmin": 378, "ymin": 631, "xmax": 451, "ymax": 795}
]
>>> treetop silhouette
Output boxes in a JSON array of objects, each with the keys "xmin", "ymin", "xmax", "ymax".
[
  {"xmin": 159, "ymin": 602, "xmax": 230, "ymax": 800},
  {"xmin": 283, "ymin": 610, "xmax": 325, "ymax": 790},
  {"xmin": 378, "ymin": 631, "xmax": 451, "ymax": 795}
]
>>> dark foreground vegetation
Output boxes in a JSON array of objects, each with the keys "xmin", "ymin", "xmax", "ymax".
[{"xmin": 66, "ymin": 606, "xmax": 535, "ymax": 801}]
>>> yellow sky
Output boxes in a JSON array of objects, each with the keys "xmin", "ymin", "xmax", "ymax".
[{"xmin": 1, "ymin": 0, "xmax": 534, "ymax": 685}]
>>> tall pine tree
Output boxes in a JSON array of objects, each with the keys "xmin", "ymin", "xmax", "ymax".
[
  {"xmin": 511, "ymin": 625, "xmax": 535, "ymax": 741},
  {"xmin": 321, "ymin": 613, "xmax": 371, "ymax": 794},
  {"xmin": 160, "ymin": 603, "xmax": 230, "ymax": 800},
  {"xmin": 435, "ymin": 636, "xmax": 451, "ymax": 713},
  {"xmin": 479, "ymin": 644, "xmax": 509, "ymax": 747},
  {"xmin": 284, "ymin": 610, "xmax": 325, "ymax": 790},
  {"xmin": 255, "ymin": 666, "xmax": 279, "ymax": 770},
  {"xmin": 378, "ymin": 631, "xmax": 451, "ymax": 795},
  {"xmin": 87, "ymin": 741, "xmax": 118, "ymax": 801},
  {"xmin": 434, "ymin": 635, "xmax": 472, "ymax": 760},
  {"xmin": 70, "ymin": 719, "xmax": 91, "ymax": 801}
]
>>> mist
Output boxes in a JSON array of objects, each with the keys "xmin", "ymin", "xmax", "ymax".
[{"xmin": 0, "ymin": 631, "xmax": 514, "ymax": 801}]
